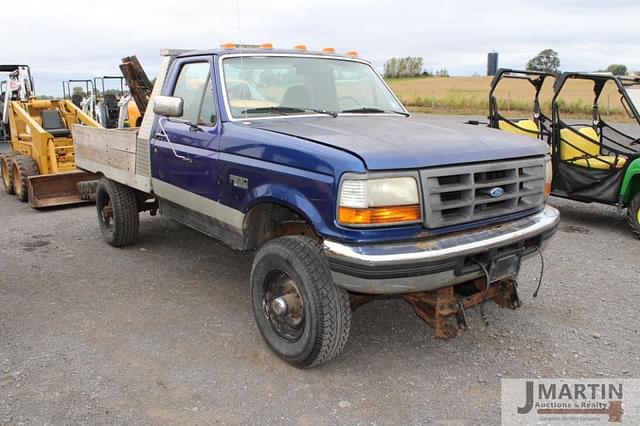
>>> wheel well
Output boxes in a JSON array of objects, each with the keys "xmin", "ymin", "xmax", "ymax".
[{"xmin": 243, "ymin": 202, "xmax": 319, "ymax": 250}]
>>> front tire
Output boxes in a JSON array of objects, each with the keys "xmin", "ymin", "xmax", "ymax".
[
  {"xmin": 627, "ymin": 192, "xmax": 640, "ymax": 238},
  {"xmin": 250, "ymin": 236, "xmax": 351, "ymax": 368},
  {"xmin": 12, "ymin": 155, "xmax": 39, "ymax": 202},
  {"xmin": 95, "ymin": 178, "xmax": 139, "ymax": 247}
]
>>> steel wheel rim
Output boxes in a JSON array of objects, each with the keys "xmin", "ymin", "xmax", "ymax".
[
  {"xmin": 263, "ymin": 271, "xmax": 305, "ymax": 341},
  {"xmin": 12, "ymin": 163, "xmax": 22, "ymax": 196}
]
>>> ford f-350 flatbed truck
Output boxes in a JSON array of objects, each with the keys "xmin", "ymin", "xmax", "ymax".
[{"xmin": 72, "ymin": 46, "xmax": 560, "ymax": 367}]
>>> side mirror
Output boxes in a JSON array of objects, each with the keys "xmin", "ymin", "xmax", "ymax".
[{"xmin": 153, "ymin": 96, "xmax": 183, "ymax": 118}]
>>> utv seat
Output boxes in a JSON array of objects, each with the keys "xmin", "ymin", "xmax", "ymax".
[
  {"xmin": 498, "ymin": 119, "xmax": 539, "ymax": 138},
  {"xmin": 560, "ymin": 127, "xmax": 627, "ymax": 169},
  {"xmin": 41, "ymin": 109, "xmax": 70, "ymax": 138}
]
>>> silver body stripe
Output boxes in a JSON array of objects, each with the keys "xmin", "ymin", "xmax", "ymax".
[{"xmin": 151, "ymin": 178, "xmax": 245, "ymax": 231}]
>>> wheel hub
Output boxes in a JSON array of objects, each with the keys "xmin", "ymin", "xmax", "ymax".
[
  {"xmin": 263, "ymin": 272, "xmax": 305, "ymax": 341},
  {"xmin": 101, "ymin": 200, "xmax": 114, "ymax": 228}
]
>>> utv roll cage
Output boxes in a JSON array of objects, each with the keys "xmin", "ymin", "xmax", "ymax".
[
  {"xmin": 488, "ymin": 68, "xmax": 556, "ymax": 140},
  {"xmin": 550, "ymin": 72, "xmax": 640, "ymax": 205}
]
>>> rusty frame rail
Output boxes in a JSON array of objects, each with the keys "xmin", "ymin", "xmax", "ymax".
[{"xmin": 349, "ymin": 278, "xmax": 521, "ymax": 339}]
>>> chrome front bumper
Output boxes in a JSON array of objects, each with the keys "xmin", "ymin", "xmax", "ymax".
[{"xmin": 323, "ymin": 206, "xmax": 560, "ymax": 294}]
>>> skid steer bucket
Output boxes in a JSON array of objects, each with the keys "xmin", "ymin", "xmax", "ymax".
[{"xmin": 27, "ymin": 171, "xmax": 97, "ymax": 208}]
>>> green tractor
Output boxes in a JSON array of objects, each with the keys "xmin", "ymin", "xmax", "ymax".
[{"xmin": 489, "ymin": 69, "xmax": 640, "ymax": 237}]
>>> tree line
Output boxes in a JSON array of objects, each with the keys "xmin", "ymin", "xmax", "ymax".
[{"xmin": 383, "ymin": 50, "xmax": 636, "ymax": 78}]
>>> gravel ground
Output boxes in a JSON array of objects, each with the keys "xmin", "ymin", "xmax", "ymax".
[{"xmin": 1, "ymin": 117, "xmax": 639, "ymax": 424}]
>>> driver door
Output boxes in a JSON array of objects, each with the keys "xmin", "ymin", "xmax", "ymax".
[{"xmin": 151, "ymin": 59, "xmax": 220, "ymax": 201}]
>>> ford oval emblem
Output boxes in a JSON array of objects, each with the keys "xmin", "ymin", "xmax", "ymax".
[{"xmin": 489, "ymin": 187, "xmax": 504, "ymax": 198}]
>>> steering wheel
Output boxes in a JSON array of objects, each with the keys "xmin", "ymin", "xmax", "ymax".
[{"xmin": 338, "ymin": 96, "xmax": 359, "ymax": 110}]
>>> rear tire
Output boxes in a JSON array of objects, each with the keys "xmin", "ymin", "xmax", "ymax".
[
  {"xmin": 627, "ymin": 193, "xmax": 640, "ymax": 238},
  {"xmin": 78, "ymin": 179, "xmax": 99, "ymax": 201},
  {"xmin": 12, "ymin": 155, "xmax": 39, "ymax": 202},
  {"xmin": 1, "ymin": 153, "xmax": 16, "ymax": 195},
  {"xmin": 250, "ymin": 236, "xmax": 351, "ymax": 368},
  {"xmin": 95, "ymin": 178, "xmax": 139, "ymax": 247}
]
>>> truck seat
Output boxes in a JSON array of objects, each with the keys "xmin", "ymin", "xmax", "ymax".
[
  {"xmin": 281, "ymin": 85, "xmax": 311, "ymax": 108},
  {"xmin": 498, "ymin": 119, "xmax": 539, "ymax": 138},
  {"xmin": 560, "ymin": 127, "xmax": 626, "ymax": 169},
  {"xmin": 41, "ymin": 109, "xmax": 71, "ymax": 138}
]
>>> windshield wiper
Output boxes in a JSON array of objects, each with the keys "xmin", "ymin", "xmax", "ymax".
[
  {"xmin": 240, "ymin": 106, "xmax": 337, "ymax": 118},
  {"xmin": 341, "ymin": 107, "xmax": 410, "ymax": 117}
]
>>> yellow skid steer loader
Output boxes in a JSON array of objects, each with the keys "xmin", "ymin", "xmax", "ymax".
[{"xmin": 0, "ymin": 98, "xmax": 101, "ymax": 207}]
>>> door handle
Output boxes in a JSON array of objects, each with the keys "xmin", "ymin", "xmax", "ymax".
[{"xmin": 156, "ymin": 118, "xmax": 192, "ymax": 163}]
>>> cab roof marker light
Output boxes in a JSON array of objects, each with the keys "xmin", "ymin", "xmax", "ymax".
[
  {"xmin": 345, "ymin": 50, "xmax": 358, "ymax": 57},
  {"xmin": 260, "ymin": 43, "xmax": 273, "ymax": 49},
  {"xmin": 220, "ymin": 42, "xmax": 236, "ymax": 49},
  {"xmin": 293, "ymin": 44, "xmax": 307, "ymax": 51},
  {"xmin": 322, "ymin": 47, "xmax": 336, "ymax": 54}
]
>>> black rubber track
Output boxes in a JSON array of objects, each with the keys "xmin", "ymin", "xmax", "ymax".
[
  {"xmin": 251, "ymin": 236, "xmax": 351, "ymax": 368},
  {"xmin": 96, "ymin": 178, "xmax": 139, "ymax": 247},
  {"xmin": 12, "ymin": 155, "xmax": 39, "ymax": 202}
]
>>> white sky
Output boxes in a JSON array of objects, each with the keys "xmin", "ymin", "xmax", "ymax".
[{"xmin": 3, "ymin": 0, "xmax": 640, "ymax": 96}]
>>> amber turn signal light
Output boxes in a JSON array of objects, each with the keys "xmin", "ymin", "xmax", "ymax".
[{"xmin": 338, "ymin": 205, "xmax": 421, "ymax": 225}]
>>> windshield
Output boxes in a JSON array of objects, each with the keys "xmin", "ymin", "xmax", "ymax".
[{"xmin": 221, "ymin": 55, "xmax": 405, "ymax": 119}]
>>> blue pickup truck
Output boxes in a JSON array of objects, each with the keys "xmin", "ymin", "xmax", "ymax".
[{"xmin": 72, "ymin": 46, "xmax": 560, "ymax": 367}]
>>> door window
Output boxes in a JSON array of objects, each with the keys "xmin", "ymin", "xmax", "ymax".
[
  {"xmin": 198, "ymin": 78, "xmax": 216, "ymax": 126},
  {"xmin": 172, "ymin": 62, "xmax": 216, "ymax": 126}
]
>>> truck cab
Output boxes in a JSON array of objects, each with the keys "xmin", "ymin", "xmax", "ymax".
[{"xmin": 73, "ymin": 46, "xmax": 560, "ymax": 367}]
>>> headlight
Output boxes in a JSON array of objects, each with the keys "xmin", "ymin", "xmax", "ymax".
[
  {"xmin": 544, "ymin": 157, "xmax": 553, "ymax": 199},
  {"xmin": 338, "ymin": 176, "xmax": 421, "ymax": 226}
]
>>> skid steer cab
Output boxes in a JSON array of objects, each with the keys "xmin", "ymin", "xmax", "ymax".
[
  {"xmin": 72, "ymin": 45, "xmax": 560, "ymax": 367},
  {"xmin": 0, "ymin": 98, "xmax": 101, "ymax": 207},
  {"xmin": 488, "ymin": 69, "xmax": 640, "ymax": 237},
  {"xmin": 0, "ymin": 65, "xmax": 35, "ymax": 142}
]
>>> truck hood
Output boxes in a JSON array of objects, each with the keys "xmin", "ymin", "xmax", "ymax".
[{"xmin": 248, "ymin": 116, "xmax": 548, "ymax": 170}]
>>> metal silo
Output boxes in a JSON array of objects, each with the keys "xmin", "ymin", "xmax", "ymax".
[{"xmin": 487, "ymin": 52, "xmax": 498, "ymax": 76}]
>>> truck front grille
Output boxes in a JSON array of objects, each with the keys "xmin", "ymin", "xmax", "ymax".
[{"xmin": 420, "ymin": 157, "xmax": 546, "ymax": 228}]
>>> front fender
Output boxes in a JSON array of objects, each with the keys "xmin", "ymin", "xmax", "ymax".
[
  {"xmin": 244, "ymin": 183, "xmax": 340, "ymax": 239},
  {"xmin": 621, "ymin": 158, "xmax": 640, "ymax": 205}
]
